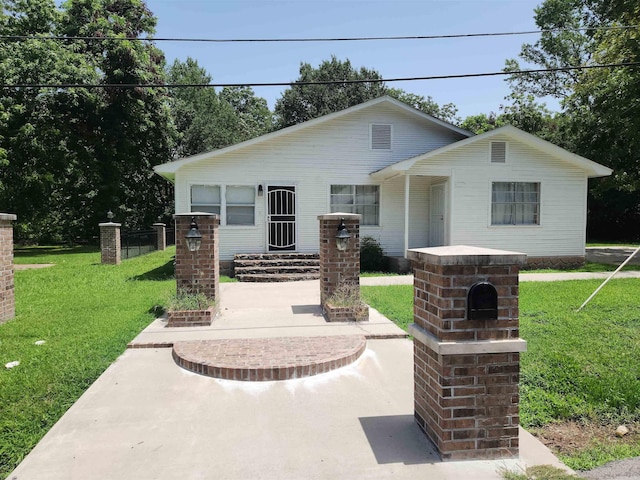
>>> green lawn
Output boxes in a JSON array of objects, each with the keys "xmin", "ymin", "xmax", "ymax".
[
  {"xmin": 1, "ymin": 246, "xmax": 181, "ymax": 477},
  {"xmin": 362, "ymin": 279, "xmax": 640, "ymax": 470}
]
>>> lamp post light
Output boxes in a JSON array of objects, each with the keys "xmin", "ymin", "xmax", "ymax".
[
  {"xmin": 107, "ymin": 210, "xmax": 114, "ymax": 222},
  {"xmin": 336, "ymin": 218, "xmax": 350, "ymax": 252},
  {"xmin": 185, "ymin": 217, "xmax": 202, "ymax": 252}
]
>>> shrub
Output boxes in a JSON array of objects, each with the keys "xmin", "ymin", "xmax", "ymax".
[
  {"xmin": 360, "ymin": 236, "xmax": 386, "ymax": 272},
  {"xmin": 167, "ymin": 290, "xmax": 213, "ymax": 311},
  {"xmin": 327, "ymin": 282, "xmax": 364, "ymax": 307}
]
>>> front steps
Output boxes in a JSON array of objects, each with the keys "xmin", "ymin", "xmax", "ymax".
[{"xmin": 234, "ymin": 253, "xmax": 320, "ymax": 282}]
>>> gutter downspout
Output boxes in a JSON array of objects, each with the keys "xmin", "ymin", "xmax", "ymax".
[{"xmin": 404, "ymin": 174, "xmax": 410, "ymax": 257}]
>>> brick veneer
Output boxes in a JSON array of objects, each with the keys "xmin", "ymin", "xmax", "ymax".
[
  {"xmin": 0, "ymin": 213, "xmax": 17, "ymax": 324},
  {"xmin": 317, "ymin": 213, "xmax": 361, "ymax": 306},
  {"xmin": 407, "ymin": 246, "xmax": 528, "ymax": 461},
  {"xmin": 99, "ymin": 222, "xmax": 121, "ymax": 265},
  {"xmin": 153, "ymin": 222, "xmax": 167, "ymax": 251},
  {"xmin": 174, "ymin": 213, "xmax": 219, "ymax": 301}
]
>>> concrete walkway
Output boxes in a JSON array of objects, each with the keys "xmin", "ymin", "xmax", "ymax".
[{"xmin": 10, "ymin": 280, "xmax": 570, "ymax": 480}]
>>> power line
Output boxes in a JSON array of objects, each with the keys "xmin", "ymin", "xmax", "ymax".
[
  {"xmin": 1, "ymin": 61, "xmax": 637, "ymax": 89},
  {"xmin": 0, "ymin": 25, "xmax": 639, "ymax": 43}
]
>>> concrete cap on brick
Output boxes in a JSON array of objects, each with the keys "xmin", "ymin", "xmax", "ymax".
[
  {"xmin": 0, "ymin": 213, "xmax": 17, "ymax": 221},
  {"xmin": 98, "ymin": 222, "xmax": 121, "ymax": 227},
  {"xmin": 152, "ymin": 222, "xmax": 166, "ymax": 227},
  {"xmin": 317, "ymin": 212, "xmax": 361, "ymax": 221},
  {"xmin": 173, "ymin": 212, "xmax": 219, "ymax": 219},
  {"xmin": 407, "ymin": 245, "xmax": 527, "ymax": 266}
]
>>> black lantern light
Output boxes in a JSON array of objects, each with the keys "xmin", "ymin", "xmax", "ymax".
[
  {"xmin": 336, "ymin": 218, "xmax": 350, "ymax": 251},
  {"xmin": 106, "ymin": 210, "xmax": 114, "ymax": 222},
  {"xmin": 185, "ymin": 217, "xmax": 202, "ymax": 252}
]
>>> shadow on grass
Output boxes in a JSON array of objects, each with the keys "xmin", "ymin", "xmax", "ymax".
[
  {"xmin": 14, "ymin": 245, "xmax": 99, "ymax": 258},
  {"xmin": 130, "ymin": 259, "xmax": 175, "ymax": 281}
]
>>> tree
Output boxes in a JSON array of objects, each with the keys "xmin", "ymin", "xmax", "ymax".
[
  {"xmin": 0, "ymin": 0, "xmax": 100, "ymax": 242},
  {"xmin": 219, "ymin": 86, "xmax": 273, "ymax": 140},
  {"xmin": 167, "ymin": 58, "xmax": 240, "ymax": 157},
  {"xmin": 506, "ymin": 0, "xmax": 640, "ymax": 240},
  {"xmin": 274, "ymin": 56, "xmax": 386, "ymax": 128},
  {"xmin": 386, "ymin": 88, "xmax": 460, "ymax": 124},
  {"xmin": 59, "ymin": 0, "xmax": 176, "ymax": 232}
]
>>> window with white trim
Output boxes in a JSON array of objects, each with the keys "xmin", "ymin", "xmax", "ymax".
[
  {"xmin": 370, "ymin": 124, "xmax": 391, "ymax": 150},
  {"xmin": 330, "ymin": 185, "xmax": 380, "ymax": 226},
  {"xmin": 491, "ymin": 182, "xmax": 540, "ymax": 225},
  {"xmin": 190, "ymin": 185, "xmax": 221, "ymax": 214},
  {"xmin": 226, "ymin": 185, "xmax": 255, "ymax": 225},
  {"xmin": 491, "ymin": 141, "xmax": 507, "ymax": 163},
  {"xmin": 190, "ymin": 184, "xmax": 255, "ymax": 225}
]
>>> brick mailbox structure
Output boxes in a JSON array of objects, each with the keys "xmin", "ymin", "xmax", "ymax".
[
  {"xmin": 0, "ymin": 213, "xmax": 17, "ymax": 324},
  {"xmin": 318, "ymin": 213, "xmax": 368, "ymax": 322},
  {"xmin": 174, "ymin": 213, "xmax": 219, "ymax": 301},
  {"xmin": 407, "ymin": 246, "xmax": 527, "ymax": 461},
  {"xmin": 99, "ymin": 221, "xmax": 121, "ymax": 265}
]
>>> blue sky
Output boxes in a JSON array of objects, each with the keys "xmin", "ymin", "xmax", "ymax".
[{"xmin": 146, "ymin": 0, "xmax": 550, "ymax": 119}]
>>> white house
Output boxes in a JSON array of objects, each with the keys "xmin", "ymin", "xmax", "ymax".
[{"xmin": 154, "ymin": 96, "xmax": 612, "ymax": 273}]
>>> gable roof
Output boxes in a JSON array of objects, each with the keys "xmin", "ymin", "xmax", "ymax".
[
  {"xmin": 154, "ymin": 95, "xmax": 473, "ymax": 181},
  {"xmin": 370, "ymin": 125, "xmax": 613, "ymax": 180}
]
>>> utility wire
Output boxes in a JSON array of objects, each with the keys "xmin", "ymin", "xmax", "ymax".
[
  {"xmin": 0, "ymin": 61, "xmax": 637, "ymax": 90},
  {"xmin": 0, "ymin": 25, "xmax": 639, "ymax": 43}
]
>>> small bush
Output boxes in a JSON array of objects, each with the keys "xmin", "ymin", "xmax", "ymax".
[
  {"xmin": 327, "ymin": 282, "xmax": 364, "ymax": 307},
  {"xmin": 360, "ymin": 236, "xmax": 386, "ymax": 272},
  {"xmin": 167, "ymin": 290, "xmax": 213, "ymax": 311}
]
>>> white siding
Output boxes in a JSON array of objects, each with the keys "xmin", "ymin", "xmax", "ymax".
[
  {"xmin": 175, "ymin": 104, "xmax": 462, "ymax": 260},
  {"xmin": 408, "ymin": 135, "xmax": 588, "ymax": 257}
]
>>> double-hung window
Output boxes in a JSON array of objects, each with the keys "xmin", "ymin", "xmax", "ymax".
[
  {"xmin": 190, "ymin": 184, "xmax": 255, "ymax": 226},
  {"xmin": 190, "ymin": 185, "xmax": 221, "ymax": 214},
  {"xmin": 491, "ymin": 182, "xmax": 540, "ymax": 225},
  {"xmin": 226, "ymin": 186, "xmax": 255, "ymax": 226},
  {"xmin": 330, "ymin": 185, "xmax": 380, "ymax": 226}
]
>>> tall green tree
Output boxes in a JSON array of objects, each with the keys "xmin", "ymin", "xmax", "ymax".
[
  {"xmin": 274, "ymin": 56, "xmax": 387, "ymax": 128},
  {"xmin": 506, "ymin": 0, "xmax": 640, "ymax": 240},
  {"xmin": 59, "ymin": 0, "xmax": 175, "ymax": 231},
  {"xmin": 219, "ymin": 86, "xmax": 273, "ymax": 140},
  {"xmin": 0, "ymin": 0, "xmax": 99, "ymax": 242}
]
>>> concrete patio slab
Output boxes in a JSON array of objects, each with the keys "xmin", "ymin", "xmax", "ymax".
[
  {"xmin": 8, "ymin": 340, "xmax": 567, "ymax": 480},
  {"xmin": 129, "ymin": 280, "xmax": 408, "ymax": 347}
]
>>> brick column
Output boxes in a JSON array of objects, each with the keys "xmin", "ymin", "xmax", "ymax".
[
  {"xmin": 0, "ymin": 213, "xmax": 17, "ymax": 324},
  {"xmin": 99, "ymin": 222, "xmax": 121, "ymax": 265},
  {"xmin": 174, "ymin": 213, "xmax": 219, "ymax": 301},
  {"xmin": 153, "ymin": 223, "xmax": 167, "ymax": 251},
  {"xmin": 407, "ymin": 246, "xmax": 527, "ymax": 461},
  {"xmin": 318, "ymin": 213, "xmax": 361, "ymax": 306}
]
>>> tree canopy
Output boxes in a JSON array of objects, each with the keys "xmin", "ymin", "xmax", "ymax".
[{"xmin": 506, "ymin": 0, "xmax": 640, "ymax": 240}]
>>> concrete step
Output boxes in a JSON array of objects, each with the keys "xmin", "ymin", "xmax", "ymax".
[
  {"xmin": 234, "ymin": 253, "xmax": 319, "ymax": 261},
  {"xmin": 234, "ymin": 258, "xmax": 320, "ymax": 268},
  {"xmin": 235, "ymin": 273, "xmax": 320, "ymax": 282},
  {"xmin": 235, "ymin": 265, "xmax": 320, "ymax": 275}
]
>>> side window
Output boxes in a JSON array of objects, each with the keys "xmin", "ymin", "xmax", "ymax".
[
  {"xmin": 191, "ymin": 185, "xmax": 221, "ymax": 214},
  {"xmin": 226, "ymin": 186, "xmax": 255, "ymax": 226}
]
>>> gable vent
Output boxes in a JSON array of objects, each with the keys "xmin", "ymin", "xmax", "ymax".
[
  {"xmin": 371, "ymin": 124, "xmax": 392, "ymax": 150},
  {"xmin": 491, "ymin": 141, "xmax": 506, "ymax": 163}
]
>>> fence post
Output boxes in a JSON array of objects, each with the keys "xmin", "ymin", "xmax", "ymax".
[
  {"xmin": 0, "ymin": 213, "xmax": 17, "ymax": 324},
  {"xmin": 153, "ymin": 222, "xmax": 167, "ymax": 251},
  {"xmin": 99, "ymin": 221, "xmax": 121, "ymax": 265}
]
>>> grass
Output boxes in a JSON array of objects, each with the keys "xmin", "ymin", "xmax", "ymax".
[
  {"xmin": 525, "ymin": 261, "xmax": 640, "ymax": 274},
  {"xmin": 361, "ymin": 279, "xmax": 640, "ymax": 470},
  {"xmin": 501, "ymin": 465, "xmax": 584, "ymax": 480},
  {"xmin": 1, "ymin": 245, "xmax": 237, "ymax": 477}
]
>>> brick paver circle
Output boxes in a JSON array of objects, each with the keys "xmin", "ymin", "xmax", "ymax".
[{"xmin": 172, "ymin": 335, "xmax": 367, "ymax": 381}]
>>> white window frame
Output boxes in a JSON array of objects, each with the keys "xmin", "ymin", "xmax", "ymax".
[
  {"xmin": 225, "ymin": 185, "xmax": 256, "ymax": 227},
  {"xmin": 190, "ymin": 184, "xmax": 221, "ymax": 215},
  {"xmin": 330, "ymin": 184, "xmax": 380, "ymax": 226},
  {"xmin": 489, "ymin": 181, "xmax": 541, "ymax": 227},
  {"xmin": 189, "ymin": 183, "xmax": 256, "ymax": 227},
  {"xmin": 369, "ymin": 123, "xmax": 392, "ymax": 151}
]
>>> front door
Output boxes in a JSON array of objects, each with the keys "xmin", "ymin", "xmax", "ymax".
[
  {"xmin": 267, "ymin": 186, "xmax": 296, "ymax": 251},
  {"xmin": 429, "ymin": 183, "xmax": 446, "ymax": 247}
]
